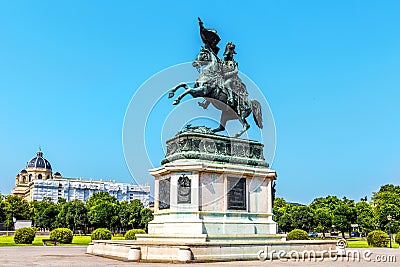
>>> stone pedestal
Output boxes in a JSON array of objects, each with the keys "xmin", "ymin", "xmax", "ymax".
[
  {"xmin": 143, "ymin": 126, "xmax": 278, "ymax": 241},
  {"xmin": 88, "ymin": 127, "xmax": 339, "ymax": 262}
]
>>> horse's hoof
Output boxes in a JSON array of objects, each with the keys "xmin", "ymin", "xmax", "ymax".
[
  {"xmin": 212, "ymin": 127, "xmax": 225, "ymax": 133},
  {"xmin": 173, "ymin": 99, "xmax": 180, "ymax": 105},
  {"xmin": 168, "ymin": 92, "xmax": 174, "ymax": 98},
  {"xmin": 234, "ymin": 132, "xmax": 243, "ymax": 138},
  {"xmin": 198, "ymin": 102, "xmax": 206, "ymax": 109}
]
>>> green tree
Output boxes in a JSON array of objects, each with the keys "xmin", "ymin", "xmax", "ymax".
[
  {"xmin": 355, "ymin": 201, "xmax": 376, "ymax": 233},
  {"xmin": 371, "ymin": 184, "xmax": 400, "ymax": 233},
  {"xmin": 332, "ymin": 199, "xmax": 356, "ymax": 238},
  {"xmin": 3, "ymin": 195, "xmax": 32, "ymax": 228},
  {"xmin": 139, "ymin": 207, "xmax": 153, "ymax": 231},
  {"xmin": 374, "ymin": 203, "xmax": 400, "ymax": 233},
  {"xmin": 57, "ymin": 198, "xmax": 67, "ymax": 206},
  {"xmin": 291, "ymin": 206, "xmax": 314, "ymax": 232},
  {"xmin": 273, "ymin": 197, "xmax": 287, "ymax": 209},
  {"xmin": 314, "ymin": 207, "xmax": 332, "ymax": 237},
  {"xmin": 275, "ymin": 202, "xmax": 295, "ymax": 233},
  {"xmin": 272, "ymin": 197, "xmax": 286, "ymax": 227},
  {"xmin": 32, "ymin": 198, "xmax": 59, "ymax": 230},
  {"xmin": 309, "ymin": 195, "xmax": 341, "ymax": 211},
  {"xmin": 86, "ymin": 192, "xmax": 118, "ymax": 209},
  {"xmin": 0, "ymin": 196, "xmax": 5, "ymax": 223},
  {"xmin": 88, "ymin": 201, "xmax": 119, "ymax": 229},
  {"xmin": 86, "ymin": 192, "xmax": 119, "ymax": 230},
  {"xmin": 118, "ymin": 201, "xmax": 130, "ymax": 229},
  {"xmin": 118, "ymin": 199, "xmax": 144, "ymax": 229},
  {"xmin": 57, "ymin": 199, "xmax": 88, "ymax": 232}
]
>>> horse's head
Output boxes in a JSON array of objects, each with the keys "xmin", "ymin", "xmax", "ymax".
[{"xmin": 192, "ymin": 46, "xmax": 215, "ymax": 72}]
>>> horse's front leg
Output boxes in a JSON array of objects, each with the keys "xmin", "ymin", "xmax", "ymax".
[
  {"xmin": 172, "ymin": 84, "xmax": 193, "ymax": 105},
  {"xmin": 173, "ymin": 84, "xmax": 210, "ymax": 105},
  {"xmin": 169, "ymin": 82, "xmax": 188, "ymax": 99}
]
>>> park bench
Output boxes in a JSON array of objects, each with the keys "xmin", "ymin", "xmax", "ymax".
[{"xmin": 42, "ymin": 239, "xmax": 57, "ymax": 246}]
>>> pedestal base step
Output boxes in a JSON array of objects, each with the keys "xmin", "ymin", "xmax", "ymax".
[{"xmin": 87, "ymin": 238, "xmax": 338, "ymax": 263}]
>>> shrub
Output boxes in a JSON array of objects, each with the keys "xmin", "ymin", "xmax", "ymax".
[
  {"xmin": 91, "ymin": 228, "xmax": 112, "ymax": 240},
  {"xmin": 367, "ymin": 230, "xmax": 389, "ymax": 247},
  {"xmin": 49, "ymin": 228, "xmax": 73, "ymax": 244},
  {"xmin": 394, "ymin": 232, "xmax": 400, "ymax": 245},
  {"xmin": 287, "ymin": 229, "xmax": 309, "ymax": 240},
  {"xmin": 14, "ymin": 227, "xmax": 36, "ymax": 244},
  {"xmin": 125, "ymin": 229, "xmax": 146, "ymax": 240}
]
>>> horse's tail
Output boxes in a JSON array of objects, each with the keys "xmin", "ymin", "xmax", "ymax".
[{"xmin": 251, "ymin": 99, "xmax": 263, "ymax": 129}]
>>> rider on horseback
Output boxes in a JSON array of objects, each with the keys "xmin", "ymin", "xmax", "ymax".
[
  {"xmin": 168, "ymin": 18, "xmax": 264, "ymax": 137},
  {"xmin": 198, "ymin": 41, "xmax": 250, "ymax": 116},
  {"xmin": 221, "ymin": 42, "xmax": 249, "ymax": 115}
]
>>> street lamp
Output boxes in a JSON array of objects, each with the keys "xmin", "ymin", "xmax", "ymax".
[{"xmin": 387, "ymin": 214, "xmax": 392, "ymax": 248}]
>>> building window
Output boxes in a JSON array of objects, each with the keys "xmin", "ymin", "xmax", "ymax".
[
  {"xmin": 46, "ymin": 175, "xmax": 50, "ymax": 180},
  {"xmin": 29, "ymin": 174, "xmax": 32, "ymax": 182},
  {"xmin": 38, "ymin": 174, "xmax": 42, "ymax": 180}
]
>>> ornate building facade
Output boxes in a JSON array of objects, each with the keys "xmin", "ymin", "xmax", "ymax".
[{"xmin": 12, "ymin": 149, "xmax": 150, "ymax": 206}]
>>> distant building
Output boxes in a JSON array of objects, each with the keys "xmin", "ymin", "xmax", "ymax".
[{"xmin": 12, "ymin": 149, "xmax": 150, "ymax": 206}]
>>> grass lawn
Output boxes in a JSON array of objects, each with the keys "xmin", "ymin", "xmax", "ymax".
[
  {"xmin": 347, "ymin": 238, "xmax": 399, "ymax": 248},
  {"xmin": 0, "ymin": 235, "xmax": 124, "ymax": 246}
]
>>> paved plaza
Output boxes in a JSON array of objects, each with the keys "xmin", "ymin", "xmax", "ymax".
[{"xmin": 0, "ymin": 246, "xmax": 398, "ymax": 266}]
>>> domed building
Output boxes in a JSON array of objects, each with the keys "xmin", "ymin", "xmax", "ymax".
[
  {"xmin": 13, "ymin": 149, "xmax": 53, "ymax": 200},
  {"xmin": 12, "ymin": 149, "xmax": 150, "ymax": 206}
]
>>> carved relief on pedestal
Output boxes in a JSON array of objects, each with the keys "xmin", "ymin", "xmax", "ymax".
[
  {"xmin": 159, "ymin": 177, "xmax": 171, "ymax": 210},
  {"xmin": 177, "ymin": 174, "xmax": 191, "ymax": 204}
]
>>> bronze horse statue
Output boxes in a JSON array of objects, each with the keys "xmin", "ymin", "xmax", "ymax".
[{"xmin": 168, "ymin": 46, "xmax": 263, "ymax": 138}]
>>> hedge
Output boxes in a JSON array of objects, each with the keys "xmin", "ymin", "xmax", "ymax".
[
  {"xmin": 91, "ymin": 228, "xmax": 112, "ymax": 240},
  {"xmin": 367, "ymin": 230, "xmax": 389, "ymax": 247},
  {"xmin": 49, "ymin": 228, "xmax": 73, "ymax": 244},
  {"xmin": 287, "ymin": 229, "xmax": 309, "ymax": 240},
  {"xmin": 14, "ymin": 227, "xmax": 36, "ymax": 244},
  {"xmin": 125, "ymin": 229, "xmax": 146, "ymax": 240}
]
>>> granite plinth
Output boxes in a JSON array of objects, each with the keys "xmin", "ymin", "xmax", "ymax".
[
  {"xmin": 162, "ymin": 126, "xmax": 269, "ymax": 168},
  {"xmin": 87, "ymin": 239, "xmax": 339, "ymax": 262}
]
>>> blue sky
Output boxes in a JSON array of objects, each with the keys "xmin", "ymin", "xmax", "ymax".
[{"xmin": 1, "ymin": 1, "xmax": 399, "ymax": 204}]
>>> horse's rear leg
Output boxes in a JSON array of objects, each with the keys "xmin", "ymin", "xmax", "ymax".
[
  {"xmin": 169, "ymin": 83, "xmax": 188, "ymax": 98},
  {"xmin": 198, "ymin": 99, "xmax": 211, "ymax": 109},
  {"xmin": 213, "ymin": 112, "xmax": 228, "ymax": 133},
  {"xmin": 234, "ymin": 118, "xmax": 250, "ymax": 138}
]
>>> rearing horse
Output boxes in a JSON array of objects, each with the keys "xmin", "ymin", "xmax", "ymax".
[{"xmin": 168, "ymin": 47, "xmax": 263, "ymax": 138}]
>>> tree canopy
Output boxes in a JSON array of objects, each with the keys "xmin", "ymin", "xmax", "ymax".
[
  {"xmin": 0, "ymin": 192, "xmax": 152, "ymax": 233},
  {"xmin": 274, "ymin": 184, "xmax": 400, "ymax": 236}
]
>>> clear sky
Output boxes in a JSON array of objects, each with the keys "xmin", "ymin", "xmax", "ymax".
[{"xmin": 1, "ymin": 0, "xmax": 399, "ymax": 204}]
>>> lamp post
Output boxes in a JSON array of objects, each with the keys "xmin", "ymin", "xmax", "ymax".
[{"xmin": 387, "ymin": 214, "xmax": 392, "ymax": 248}]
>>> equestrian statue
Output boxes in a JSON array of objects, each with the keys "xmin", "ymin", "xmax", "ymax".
[{"xmin": 168, "ymin": 18, "xmax": 263, "ymax": 138}]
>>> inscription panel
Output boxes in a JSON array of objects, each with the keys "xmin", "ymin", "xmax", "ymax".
[
  {"xmin": 227, "ymin": 177, "xmax": 246, "ymax": 210},
  {"xmin": 159, "ymin": 178, "xmax": 170, "ymax": 209},
  {"xmin": 177, "ymin": 174, "xmax": 191, "ymax": 204}
]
